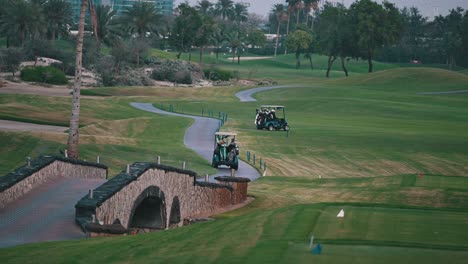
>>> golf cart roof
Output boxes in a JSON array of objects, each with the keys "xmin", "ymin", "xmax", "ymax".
[
  {"xmin": 215, "ymin": 132, "xmax": 237, "ymax": 136},
  {"xmin": 260, "ymin": 105, "xmax": 285, "ymax": 109}
]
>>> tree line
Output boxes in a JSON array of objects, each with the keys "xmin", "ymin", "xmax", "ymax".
[{"xmin": 1, "ymin": 0, "xmax": 467, "ymax": 76}]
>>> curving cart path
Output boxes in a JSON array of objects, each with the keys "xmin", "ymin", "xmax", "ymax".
[
  {"xmin": 235, "ymin": 85, "xmax": 304, "ymax": 102},
  {"xmin": 131, "ymin": 103, "xmax": 260, "ymax": 181}
]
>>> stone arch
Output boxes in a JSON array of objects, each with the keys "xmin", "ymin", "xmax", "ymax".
[
  {"xmin": 169, "ymin": 196, "xmax": 181, "ymax": 227},
  {"xmin": 129, "ymin": 186, "xmax": 167, "ymax": 229}
]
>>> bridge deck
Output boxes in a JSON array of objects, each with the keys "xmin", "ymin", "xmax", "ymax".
[{"xmin": 0, "ymin": 177, "xmax": 105, "ymax": 248}]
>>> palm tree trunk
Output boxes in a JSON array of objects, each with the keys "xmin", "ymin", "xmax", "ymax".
[
  {"xmin": 232, "ymin": 48, "xmax": 235, "ymax": 63},
  {"xmin": 199, "ymin": 47, "xmax": 203, "ymax": 63},
  {"xmin": 296, "ymin": 9, "xmax": 300, "ymax": 26},
  {"xmin": 52, "ymin": 27, "xmax": 56, "ymax": 43},
  {"xmin": 67, "ymin": 0, "xmax": 87, "ymax": 159},
  {"xmin": 308, "ymin": 54, "xmax": 313, "ymax": 69},
  {"xmin": 188, "ymin": 47, "xmax": 192, "ymax": 61},
  {"xmin": 367, "ymin": 49, "xmax": 373, "ymax": 73},
  {"xmin": 341, "ymin": 56, "xmax": 348, "ymax": 77},
  {"xmin": 326, "ymin": 55, "xmax": 336, "ymax": 78},
  {"xmin": 295, "ymin": 49, "xmax": 300, "ymax": 69},
  {"xmin": 286, "ymin": 11, "xmax": 291, "ymax": 35},
  {"xmin": 274, "ymin": 21, "xmax": 281, "ymax": 57}
]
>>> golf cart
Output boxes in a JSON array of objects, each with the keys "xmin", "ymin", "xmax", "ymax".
[
  {"xmin": 212, "ymin": 132, "xmax": 239, "ymax": 170},
  {"xmin": 255, "ymin": 105, "xmax": 289, "ymax": 131}
]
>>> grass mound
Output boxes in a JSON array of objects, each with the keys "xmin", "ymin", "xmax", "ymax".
[{"xmin": 331, "ymin": 67, "xmax": 468, "ymax": 92}]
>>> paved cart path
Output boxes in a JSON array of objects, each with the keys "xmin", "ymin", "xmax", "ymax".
[
  {"xmin": 131, "ymin": 103, "xmax": 261, "ymax": 181},
  {"xmin": 235, "ymin": 85, "xmax": 305, "ymax": 102}
]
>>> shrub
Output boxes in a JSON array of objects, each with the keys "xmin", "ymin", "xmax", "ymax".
[
  {"xmin": 203, "ymin": 67, "xmax": 233, "ymax": 81},
  {"xmin": 20, "ymin": 66, "xmax": 68, "ymax": 85},
  {"xmin": 0, "ymin": 48, "xmax": 24, "ymax": 76},
  {"xmin": 150, "ymin": 59, "xmax": 200, "ymax": 84}
]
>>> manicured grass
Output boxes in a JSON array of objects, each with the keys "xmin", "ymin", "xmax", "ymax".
[
  {"xmin": 0, "ymin": 132, "xmax": 63, "ymax": 175},
  {"xmin": 245, "ymin": 175, "xmax": 468, "ymax": 211},
  {"xmin": 154, "ymin": 68, "xmax": 468, "ymax": 178},
  {"xmin": 74, "ymin": 68, "xmax": 468, "ymax": 178},
  {"xmin": 1, "ymin": 203, "xmax": 467, "ymax": 263},
  {"xmin": 0, "ymin": 95, "xmax": 216, "ymax": 176}
]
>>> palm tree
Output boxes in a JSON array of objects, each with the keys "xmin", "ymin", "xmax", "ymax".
[
  {"xmin": 44, "ymin": 0, "xmax": 72, "ymax": 42},
  {"xmin": 232, "ymin": 3, "xmax": 248, "ymax": 29},
  {"xmin": 67, "ymin": 0, "xmax": 87, "ymax": 159},
  {"xmin": 0, "ymin": 0, "xmax": 46, "ymax": 46},
  {"xmin": 295, "ymin": 0, "xmax": 303, "ymax": 25},
  {"xmin": 119, "ymin": 1, "xmax": 161, "ymax": 39},
  {"xmin": 196, "ymin": 0, "xmax": 213, "ymax": 16},
  {"xmin": 210, "ymin": 25, "xmax": 225, "ymax": 61},
  {"xmin": 224, "ymin": 31, "xmax": 240, "ymax": 63},
  {"xmin": 285, "ymin": 0, "xmax": 298, "ymax": 36},
  {"xmin": 215, "ymin": 0, "xmax": 234, "ymax": 21},
  {"xmin": 94, "ymin": 4, "xmax": 117, "ymax": 50},
  {"xmin": 303, "ymin": 0, "xmax": 320, "ymax": 25},
  {"xmin": 270, "ymin": 4, "xmax": 287, "ymax": 56}
]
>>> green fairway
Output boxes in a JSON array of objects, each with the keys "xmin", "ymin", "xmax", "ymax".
[
  {"xmin": 313, "ymin": 205, "xmax": 468, "ymax": 248},
  {"xmin": 1, "ymin": 54, "xmax": 467, "ymax": 262},
  {"xmin": 1, "ymin": 204, "xmax": 466, "ymax": 263},
  {"xmin": 0, "ymin": 95, "xmax": 216, "ymax": 176}
]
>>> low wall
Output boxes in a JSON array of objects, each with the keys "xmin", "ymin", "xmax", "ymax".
[
  {"xmin": 0, "ymin": 156, "xmax": 108, "ymax": 209},
  {"xmin": 76, "ymin": 162, "xmax": 250, "ymax": 233}
]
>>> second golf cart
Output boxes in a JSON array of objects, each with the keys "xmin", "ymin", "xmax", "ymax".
[
  {"xmin": 212, "ymin": 132, "xmax": 239, "ymax": 170},
  {"xmin": 255, "ymin": 105, "xmax": 289, "ymax": 131}
]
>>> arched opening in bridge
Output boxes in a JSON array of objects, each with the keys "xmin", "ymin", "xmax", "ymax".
[
  {"xmin": 169, "ymin": 196, "xmax": 181, "ymax": 227},
  {"xmin": 129, "ymin": 186, "xmax": 166, "ymax": 229}
]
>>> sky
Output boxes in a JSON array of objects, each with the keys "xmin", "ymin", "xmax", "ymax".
[{"xmin": 176, "ymin": 0, "xmax": 468, "ymax": 19}]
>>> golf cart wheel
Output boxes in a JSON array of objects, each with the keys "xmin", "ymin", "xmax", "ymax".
[
  {"xmin": 284, "ymin": 125, "xmax": 290, "ymax": 131},
  {"xmin": 268, "ymin": 125, "xmax": 274, "ymax": 131}
]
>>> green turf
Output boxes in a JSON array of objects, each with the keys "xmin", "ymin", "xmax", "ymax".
[
  {"xmin": 1, "ymin": 55, "xmax": 467, "ymax": 262},
  {"xmin": 1, "ymin": 204, "xmax": 467, "ymax": 263}
]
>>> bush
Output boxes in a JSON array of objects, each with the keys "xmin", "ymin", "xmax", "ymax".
[
  {"xmin": 20, "ymin": 66, "xmax": 68, "ymax": 85},
  {"xmin": 203, "ymin": 67, "xmax": 233, "ymax": 81},
  {"xmin": 0, "ymin": 48, "xmax": 24, "ymax": 76},
  {"xmin": 150, "ymin": 59, "xmax": 201, "ymax": 84}
]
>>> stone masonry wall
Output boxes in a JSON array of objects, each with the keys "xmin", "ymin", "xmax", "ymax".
[
  {"xmin": 0, "ymin": 158, "xmax": 107, "ymax": 209},
  {"xmin": 95, "ymin": 168, "xmax": 237, "ymax": 229}
]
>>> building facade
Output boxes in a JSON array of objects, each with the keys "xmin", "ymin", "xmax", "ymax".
[{"xmin": 68, "ymin": 0, "xmax": 174, "ymax": 24}]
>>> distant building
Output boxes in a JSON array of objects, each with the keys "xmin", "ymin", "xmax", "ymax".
[{"xmin": 67, "ymin": 0, "xmax": 174, "ymax": 24}]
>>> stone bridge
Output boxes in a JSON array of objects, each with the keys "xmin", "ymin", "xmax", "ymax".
[
  {"xmin": 75, "ymin": 162, "xmax": 250, "ymax": 236},
  {"xmin": 0, "ymin": 156, "xmax": 107, "ymax": 209}
]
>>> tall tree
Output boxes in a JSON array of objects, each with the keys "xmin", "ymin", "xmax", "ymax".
[
  {"xmin": 350, "ymin": 0, "xmax": 403, "ymax": 73},
  {"xmin": 196, "ymin": 15, "xmax": 216, "ymax": 63},
  {"xmin": 270, "ymin": 4, "xmax": 287, "ymax": 56},
  {"xmin": 119, "ymin": 1, "xmax": 161, "ymax": 39},
  {"xmin": 285, "ymin": 0, "xmax": 298, "ymax": 36},
  {"xmin": 171, "ymin": 4, "xmax": 202, "ymax": 59},
  {"xmin": 43, "ymin": 0, "xmax": 72, "ymax": 42},
  {"xmin": 67, "ymin": 0, "xmax": 87, "ymax": 158},
  {"xmin": 0, "ymin": 0, "xmax": 46, "ymax": 47},
  {"xmin": 196, "ymin": 0, "xmax": 213, "ymax": 16},
  {"xmin": 215, "ymin": 0, "xmax": 234, "ymax": 21},
  {"xmin": 93, "ymin": 4, "xmax": 117, "ymax": 50},
  {"xmin": 232, "ymin": 3, "xmax": 248, "ymax": 29},
  {"xmin": 285, "ymin": 29, "xmax": 313, "ymax": 69}
]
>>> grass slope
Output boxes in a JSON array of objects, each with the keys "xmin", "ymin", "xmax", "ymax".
[{"xmin": 1, "ymin": 203, "xmax": 467, "ymax": 263}]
